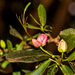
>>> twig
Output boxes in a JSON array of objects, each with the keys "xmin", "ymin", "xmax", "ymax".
[{"xmin": 45, "ymin": 33, "xmax": 60, "ymax": 45}]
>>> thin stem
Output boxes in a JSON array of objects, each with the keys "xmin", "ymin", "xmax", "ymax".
[
  {"xmin": 16, "ymin": 2, "xmax": 32, "ymax": 38},
  {"xmin": 61, "ymin": 52, "xmax": 64, "ymax": 60},
  {"xmin": 16, "ymin": 15, "xmax": 32, "ymax": 38},
  {"xmin": 40, "ymin": 46, "xmax": 53, "ymax": 57},
  {"xmin": 40, "ymin": 46, "xmax": 59, "ymax": 62},
  {"xmin": 49, "ymin": 58, "xmax": 59, "ymax": 65},
  {"xmin": 3, "ymin": 48, "xmax": 6, "ymax": 53},
  {"xmin": 22, "ymin": 24, "xmax": 32, "ymax": 38},
  {"xmin": 41, "ymin": 26, "xmax": 44, "ymax": 32},
  {"xmin": 48, "ymin": 63, "xmax": 56, "ymax": 68},
  {"xmin": 62, "ymin": 59, "xmax": 67, "ymax": 62},
  {"xmin": 16, "ymin": 14, "xmax": 23, "ymax": 25}
]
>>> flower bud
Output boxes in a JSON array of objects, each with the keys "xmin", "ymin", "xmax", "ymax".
[
  {"xmin": 58, "ymin": 39, "xmax": 68, "ymax": 53},
  {"xmin": 32, "ymin": 34, "xmax": 48, "ymax": 47},
  {"xmin": 0, "ymin": 40, "xmax": 6, "ymax": 49},
  {"xmin": 32, "ymin": 39, "xmax": 41, "ymax": 47},
  {"xmin": 37, "ymin": 34, "xmax": 48, "ymax": 46}
]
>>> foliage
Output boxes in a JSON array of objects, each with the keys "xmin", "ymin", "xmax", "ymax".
[{"xmin": 0, "ymin": 2, "xmax": 75, "ymax": 75}]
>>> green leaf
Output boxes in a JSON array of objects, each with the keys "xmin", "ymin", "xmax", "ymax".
[
  {"xmin": 25, "ymin": 59, "xmax": 51, "ymax": 75},
  {"xmin": 7, "ymin": 40, "xmax": 13, "ymax": 52},
  {"xmin": 5, "ymin": 49, "xmax": 50, "ymax": 63},
  {"xmin": 9, "ymin": 25, "xmax": 23, "ymax": 40},
  {"xmin": 26, "ymin": 23, "xmax": 40, "ymax": 30},
  {"xmin": 23, "ymin": 2, "xmax": 31, "ymax": 24},
  {"xmin": 13, "ymin": 71, "xmax": 21, "ymax": 75},
  {"xmin": 16, "ymin": 42, "xmax": 24, "ymax": 51},
  {"xmin": 69, "ymin": 61, "xmax": 75, "ymax": 73},
  {"xmin": 0, "ymin": 40, "xmax": 6, "ymax": 49},
  {"xmin": 38, "ymin": 4, "xmax": 46, "ymax": 26},
  {"xmin": 59, "ymin": 28, "xmax": 75, "ymax": 53},
  {"xmin": 23, "ymin": 2, "xmax": 31, "ymax": 14},
  {"xmin": 30, "ymin": 14, "xmax": 41, "ymax": 26},
  {"xmin": 1, "ymin": 60, "xmax": 10, "ymax": 69},
  {"xmin": 22, "ymin": 69, "xmax": 31, "ymax": 73},
  {"xmin": 60, "ymin": 64, "xmax": 74, "ymax": 75},
  {"xmin": 65, "ymin": 51, "xmax": 75, "ymax": 61},
  {"xmin": 47, "ymin": 64, "xmax": 58, "ymax": 75}
]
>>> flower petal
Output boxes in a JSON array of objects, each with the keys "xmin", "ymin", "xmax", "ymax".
[
  {"xmin": 32, "ymin": 39, "xmax": 42, "ymax": 47},
  {"xmin": 37, "ymin": 34, "xmax": 48, "ymax": 46}
]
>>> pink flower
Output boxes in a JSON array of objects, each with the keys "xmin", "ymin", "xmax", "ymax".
[
  {"xmin": 32, "ymin": 34, "xmax": 48, "ymax": 47},
  {"xmin": 37, "ymin": 34, "xmax": 48, "ymax": 46}
]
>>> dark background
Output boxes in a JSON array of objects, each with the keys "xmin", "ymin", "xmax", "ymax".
[{"xmin": 0, "ymin": 0, "xmax": 74, "ymax": 75}]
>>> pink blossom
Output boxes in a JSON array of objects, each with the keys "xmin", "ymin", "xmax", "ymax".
[
  {"xmin": 32, "ymin": 34, "xmax": 48, "ymax": 47},
  {"xmin": 37, "ymin": 34, "xmax": 48, "ymax": 46}
]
